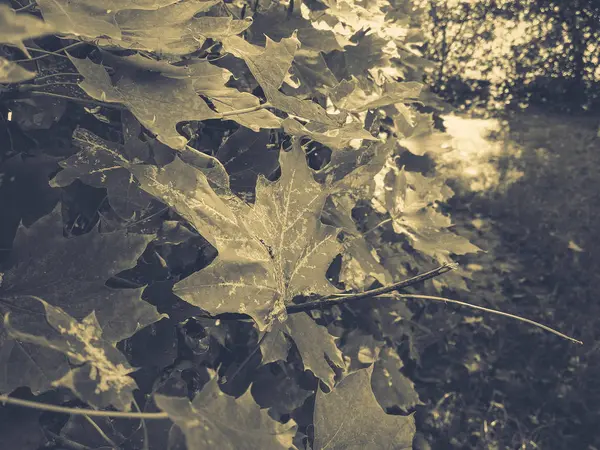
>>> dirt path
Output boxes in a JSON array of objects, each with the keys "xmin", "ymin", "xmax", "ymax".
[{"xmin": 412, "ymin": 110, "xmax": 600, "ymax": 450}]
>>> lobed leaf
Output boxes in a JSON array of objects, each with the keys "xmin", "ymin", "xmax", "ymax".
[
  {"xmin": 154, "ymin": 375, "xmax": 297, "ymax": 450},
  {"xmin": 0, "ymin": 206, "xmax": 162, "ymax": 405},
  {"xmin": 313, "ymin": 365, "xmax": 416, "ymax": 450}
]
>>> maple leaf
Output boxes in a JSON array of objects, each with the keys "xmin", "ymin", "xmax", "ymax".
[
  {"xmin": 373, "ymin": 164, "xmax": 481, "ymax": 260},
  {"xmin": 282, "ymin": 118, "xmax": 377, "ymax": 151},
  {"xmin": 0, "ymin": 57, "xmax": 36, "ymax": 83},
  {"xmin": 128, "ymin": 141, "xmax": 345, "ymax": 386},
  {"xmin": 4, "ymin": 299, "xmax": 139, "ymax": 411},
  {"xmin": 221, "ymin": 34, "xmax": 343, "ymax": 126},
  {"xmin": 0, "ymin": 205, "xmax": 162, "ymax": 398},
  {"xmin": 0, "ymin": 5, "xmax": 55, "ymax": 58},
  {"xmin": 68, "ymin": 54, "xmax": 218, "ymax": 150},
  {"xmin": 248, "ymin": 6, "xmax": 351, "ymax": 53},
  {"xmin": 38, "ymin": 0, "xmax": 227, "ymax": 56},
  {"xmin": 36, "ymin": 0, "xmax": 177, "ymax": 43},
  {"xmin": 396, "ymin": 112, "xmax": 453, "ymax": 156},
  {"xmin": 176, "ymin": 59, "xmax": 281, "ymax": 131},
  {"xmin": 259, "ymin": 312, "xmax": 345, "ymax": 390},
  {"xmin": 51, "ymin": 126, "xmax": 153, "ymax": 220},
  {"xmin": 130, "ymin": 141, "xmax": 342, "ymax": 328},
  {"xmin": 154, "ymin": 374, "xmax": 297, "ymax": 449},
  {"xmin": 313, "ymin": 365, "xmax": 416, "ymax": 450},
  {"xmin": 329, "ymin": 77, "xmax": 423, "ymax": 113},
  {"xmin": 371, "ymin": 346, "xmax": 422, "ymax": 411}
]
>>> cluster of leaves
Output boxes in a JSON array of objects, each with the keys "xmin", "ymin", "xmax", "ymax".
[
  {"xmin": 417, "ymin": 0, "xmax": 600, "ymax": 112},
  {"xmin": 0, "ymin": 0, "xmax": 481, "ymax": 448}
]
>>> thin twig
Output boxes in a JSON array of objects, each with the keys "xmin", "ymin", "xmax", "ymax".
[
  {"xmin": 45, "ymin": 430, "xmax": 92, "ymax": 450},
  {"xmin": 0, "ymin": 395, "xmax": 169, "ymax": 419},
  {"xmin": 217, "ymin": 102, "xmax": 271, "ymax": 118},
  {"xmin": 394, "ymin": 294, "xmax": 583, "ymax": 345},
  {"xmin": 14, "ymin": 2, "xmax": 37, "ymax": 12},
  {"xmin": 286, "ymin": 263, "xmax": 457, "ymax": 313},
  {"xmin": 82, "ymin": 415, "xmax": 118, "ymax": 448},
  {"xmin": 33, "ymin": 72, "xmax": 81, "ymax": 83},
  {"xmin": 25, "ymin": 91, "xmax": 126, "ymax": 109},
  {"xmin": 13, "ymin": 42, "xmax": 87, "ymax": 62},
  {"xmin": 133, "ymin": 398, "xmax": 149, "ymax": 450}
]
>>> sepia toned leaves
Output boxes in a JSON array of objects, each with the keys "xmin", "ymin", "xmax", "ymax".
[
  {"xmin": 154, "ymin": 374, "xmax": 297, "ymax": 450},
  {"xmin": 5, "ymin": 299, "xmax": 138, "ymax": 411},
  {"xmin": 0, "ymin": 206, "xmax": 162, "ymax": 398},
  {"xmin": 260, "ymin": 312, "xmax": 345, "ymax": 391},
  {"xmin": 0, "ymin": 5, "xmax": 55, "ymax": 58},
  {"xmin": 51, "ymin": 126, "xmax": 153, "ymax": 220},
  {"xmin": 221, "ymin": 34, "xmax": 343, "ymax": 126},
  {"xmin": 68, "ymin": 54, "xmax": 218, "ymax": 150},
  {"xmin": 0, "ymin": 57, "xmax": 36, "ymax": 83},
  {"xmin": 313, "ymin": 365, "xmax": 416, "ymax": 449}
]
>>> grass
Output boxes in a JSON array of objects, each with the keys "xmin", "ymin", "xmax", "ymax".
[{"xmin": 411, "ymin": 107, "xmax": 600, "ymax": 449}]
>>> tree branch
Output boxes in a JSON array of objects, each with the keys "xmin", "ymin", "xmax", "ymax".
[{"xmin": 286, "ymin": 262, "xmax": 457, "ymax": 313}]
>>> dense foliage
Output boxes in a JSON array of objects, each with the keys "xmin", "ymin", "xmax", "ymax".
[
  {"xmin": 0, "ymin": 0, "xmax": 582, "ymax": 449},
  {"xmin": 419, "ymin": 0, "xmax": 600, "ymax": 112}
]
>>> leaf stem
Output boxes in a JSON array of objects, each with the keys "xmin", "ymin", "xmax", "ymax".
[
  {"xmin": 0, "ymin": 395, "xmax": 169, "ymax": 419},
  {"xmin": 287, "ymin": 262, "xmax": 457, "ymax": 313},
  {"xmin": 82, "ymin": 415, "xmax": 118, "ymax": 448},
  {"xmin": 24, "ymin": 91, "xmax": 127, "ymax": 109},
  {"xmin": 217, "ymin": 102, "xmax": 271, "ymax": 118},
  {"xmin": 13, "ymin": 42, "xmax": 87, "ymax": 62},
  {"xmin": 33, "ymin": 72, "xmax": 81, "ymax": 83}
]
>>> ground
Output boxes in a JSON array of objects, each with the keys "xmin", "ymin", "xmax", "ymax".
[{"xmin": 411, "ymin": 108, "xmax": 600, "ymax": 450}]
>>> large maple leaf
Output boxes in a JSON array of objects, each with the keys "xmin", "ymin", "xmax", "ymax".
[
  {"xmin": 0, "ymin": 206, "xmax": 162, "ymax": 404},
  {"xmin": 313, "ymin": 365, "xmax": 416, "ymax": 450},
  {"xmin": 130, "ymin": 141, "xmax": 342, "ymax": 329},
  {"xmin": 129, "ymin": 141, "xmax": 346, "ymax": 385},
  {"xmin": 154, "ymin": 373, "xmax": 297, "ymax": 450}
]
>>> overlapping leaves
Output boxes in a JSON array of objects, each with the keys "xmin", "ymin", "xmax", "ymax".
[{"xmin": 0, "ymin": 206, "xmax": 162, "ymax": 408}]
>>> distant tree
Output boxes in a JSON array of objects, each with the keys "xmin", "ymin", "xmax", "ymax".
[{"xmin": 419, "ymin": 0, "xmax": 600, "ymax": 112}]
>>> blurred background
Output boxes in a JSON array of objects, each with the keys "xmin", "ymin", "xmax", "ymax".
[{"xmin": 404, "ymin": 1, "xmax": 600, "ymax": 449}]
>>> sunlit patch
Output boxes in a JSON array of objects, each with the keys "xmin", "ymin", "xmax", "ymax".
[{"xmin": 438, "ymin": 114, "xmax": 524, "ymax": 192}]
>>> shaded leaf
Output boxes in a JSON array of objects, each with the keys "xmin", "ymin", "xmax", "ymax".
[
  {"xmin": 5, "ymin": 299, "xmax": 138, "ymax": 411},
  {"xmin": 177, "ymin": 60, "xmax": 281, "ymax": 131},
  {"xmin": 371, "ymin": 346, "xmax": 422, "ymax": 411},
  {"xmin": 51, "ymin": 127, "xmax": 153, "ymax": 220},
  {"xmin": 313, "ymin": 365, "xmax": 416, "ymax": 450},
  {"xmin": 222, "ymin": 34, "xmax": 342, "ymax": 126},
  {"xmin": 374, "ymin": 165, "xmax": 481, "ymax": 260},
  {"xmin": 0, "ymin": 205, "xmax": 162, "ymax": 396},
  {"xmin": 0, "ymin": 57, "xmax": 36, "ymax": 83},
  {"xmin": 38, "ymin": 0, "xmax": 223, "ymax": 56},
  {"xmin": 261, "ymin": 312, "xmax": 345, "ymax": 390},
  {"xmin": 215, "ymin": 127, "xmax": 279, "ymax": 196},
  {"xmin": 0, "ymin": 5, "xmax": 55, "ymax": 57},
  {"xmin": 0, "ymin": 153, "xmax": 60, "ymax": 259},
  {"xmin": 340, "ymin": 328, "xmax": 384, "ymax": 372},
  {"xmin": 154, "ymin": 375, "xmax": 297, "ymax": 450},
  {"xmin": 68, "ymin": 54, "xmax": 218, "ymax": 150}
]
